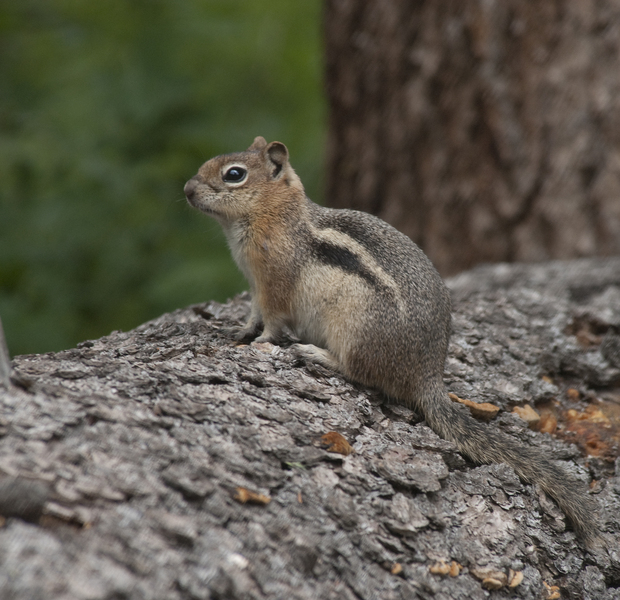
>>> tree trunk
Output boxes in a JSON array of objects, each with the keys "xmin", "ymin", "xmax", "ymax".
[
  {"xmin": 324, "ymin": 0, "xmax": 620, "ymax": 275},
  {"xmin": 0, "ymin": 318, "xmax": 10, "ymax": 388}
]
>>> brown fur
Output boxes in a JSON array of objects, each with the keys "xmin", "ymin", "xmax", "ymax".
[{"xmin": 185, "ymin": 137, "xmax": 600, "ymax": 546}]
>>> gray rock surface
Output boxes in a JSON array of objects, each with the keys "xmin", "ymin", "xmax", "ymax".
[{"xmin": 1, "ymin": 257, "xmax": 620, "ymax": 599}]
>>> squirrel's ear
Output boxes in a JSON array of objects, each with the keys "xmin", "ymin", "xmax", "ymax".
[
  {"xmin": 248, "ymin": 136, "xmax": 267, "ymax": 151},
  {"xmin": 266, "ymin": 142, "xmax": 289, "ymax": 176}
]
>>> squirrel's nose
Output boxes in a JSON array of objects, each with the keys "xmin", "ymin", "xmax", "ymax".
[{"xmin": 184, "ymin": 177, "xmax": 199, "ymax": 199}]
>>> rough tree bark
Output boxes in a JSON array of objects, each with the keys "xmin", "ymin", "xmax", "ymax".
[
  {"xmin": 324, "ymin": 0, "xmax": 620, "ymax": 275},
  {"xmin": 0, "ymin": 318, "xmax": 10, "ymax": 388},
  {"xmin": 1, "ymin": 257, "xmax": 619, "ymax": 599}
]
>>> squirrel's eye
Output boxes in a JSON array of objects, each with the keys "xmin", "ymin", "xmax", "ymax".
[{"xmin": 223, "ymin": 166, "xmax": 247, "ymax": 183}]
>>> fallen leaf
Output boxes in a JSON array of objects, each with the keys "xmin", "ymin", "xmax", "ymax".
[
  {"xmin": 234, "ymin": 487, "xmax": 271, "ymax": 505},
  {"xmin": 543, "ymin": 581, "xmax": 560, "ymax": 600},
  {"xmin": 513, "ymin": 404, "xmax": 541, "ymax": 428},
  {"xmin": 539, "ymin": 411, "xmax": 558, "ymax": 434},
  {"xmin": 320, "ymin": 431, "xmax": 354, "ymax": 456},
  {"xmin": 482, "ymin": 578, "xmax": 504, "ymax": 590},
  {"xmin": 448, "ymin": 393, "xmax": 499, "ymax": 420},
  {"xmin": 429, "ymin": 560, "xmax": 451, "ymax": 576},
  {"xmin": 470, "ymin": 567, "xmax": 507, "ymax": 587},
  {"xmin": 508, "ymin": 569, "xmax": 524, "ymax": 588}
]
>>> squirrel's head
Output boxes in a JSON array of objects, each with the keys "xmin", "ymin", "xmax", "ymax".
[{"xmin": 184, "ymin": 136, "xmax": 304, "ymax": 224}]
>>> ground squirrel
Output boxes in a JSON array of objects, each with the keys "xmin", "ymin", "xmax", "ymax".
[{"xmin": 184, "ymin": 136, "xmax": 599, "ymax": 546}]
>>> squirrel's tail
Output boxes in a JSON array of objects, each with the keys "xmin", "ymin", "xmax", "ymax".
[{"xmin": 417, "ymin": 380, "xmax": 600, "ymax": 547}]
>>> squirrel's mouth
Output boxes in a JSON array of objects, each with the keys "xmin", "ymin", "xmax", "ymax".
[
  {"xmin": 187, "ymin": 196, "xmax": 222, "ymax": 218},
  {"xmin": 186, "ymin": 193, "xmax": 212, "ymax": 211}
]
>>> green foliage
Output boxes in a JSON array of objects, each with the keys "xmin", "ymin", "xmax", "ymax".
[{"xmin": 0, "ymin": 0, "xmax": 325, "ymax": 355}]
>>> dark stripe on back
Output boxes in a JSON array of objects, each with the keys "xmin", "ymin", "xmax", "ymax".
[
  {"xmin": 309, "ymin": 238, "xmax": 381, "ymax": 290},
  {"xmin": 325, "ymin": 214, "xmax": 399, "ymax": 263}
]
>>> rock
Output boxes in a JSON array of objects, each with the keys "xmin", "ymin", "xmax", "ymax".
[{"xmin": 0, "ymin": 257, "xmax": 619, "ymax": 599}]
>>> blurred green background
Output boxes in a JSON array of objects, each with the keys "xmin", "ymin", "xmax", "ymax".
[{"xmin": 0, "ymin": 0, "xmax": 325, "ymax": 356}]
